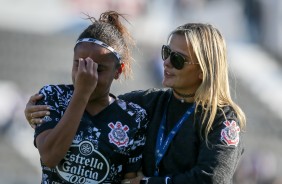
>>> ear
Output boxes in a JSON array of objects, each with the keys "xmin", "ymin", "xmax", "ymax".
[
  {"xmin": 114, "ymin": 63, "xmax": 124, "ymax": 79},
  {"xmin": 199, "ymin": 71, "xmax": 203, "ymax": 80}
]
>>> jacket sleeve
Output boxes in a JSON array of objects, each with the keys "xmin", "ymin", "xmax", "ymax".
[
  {"xmin": 118, "ymin": 88, "xmax": 167, "ymax": 118},
  {"xmin": 147, "ymin": 118, "xmax": 244, "ymax": 184}
]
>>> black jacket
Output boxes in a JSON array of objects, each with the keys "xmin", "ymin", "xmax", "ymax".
[{"xmin": 119, "ymin": 88, "xmax": 244, "ymax": 184}]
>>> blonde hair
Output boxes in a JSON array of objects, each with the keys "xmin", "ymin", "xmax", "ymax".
[{"xmin": 170, "ymin": 23, "xmax": 246, "ymax": 141}]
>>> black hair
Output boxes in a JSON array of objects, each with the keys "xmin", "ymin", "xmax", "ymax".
[{"xmin": 77, "ymin": 11, "xmax": 134, "ymax": 79}]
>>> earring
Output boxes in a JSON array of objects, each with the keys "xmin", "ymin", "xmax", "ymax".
[{"xmin": 119, "ymin": 63, "xmax": 125, "ymax": 73}]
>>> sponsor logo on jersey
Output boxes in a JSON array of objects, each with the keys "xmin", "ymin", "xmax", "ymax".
[
  {"xmin": 108, "ymin": 121, "xmax": 129, "ymax": 147},
  {"xmin": 56, "ymin": 141, "xmax": 109, "ymax": 183},
  {"xmin": 221, "ymin": 120, "xmax": 240, "ymax": 147}
]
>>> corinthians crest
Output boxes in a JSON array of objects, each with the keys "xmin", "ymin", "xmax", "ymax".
[
  {"xmin": 221, "ymin": 120, "xmax": 240, "ymax": 147},
  {"xmin": 108, "ymin": 121, "xmax": 129, "ymax": 147}
]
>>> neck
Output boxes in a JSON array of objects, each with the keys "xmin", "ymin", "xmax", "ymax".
[
  {"xmin": 86, "ymin": 95, "xmax": 115, "ymax": 116},
  {"xmin": 173, "ymin": 89, "xmax": 195, "ymax": 103}
]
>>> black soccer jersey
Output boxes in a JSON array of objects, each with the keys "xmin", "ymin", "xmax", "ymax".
[{"xmin": 34, "ymin": 85, "xmax": 148, "ymax": 184}]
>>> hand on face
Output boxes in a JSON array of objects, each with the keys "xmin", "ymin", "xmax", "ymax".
[
  {"xmin": 25, "ymin": 57, "xmax": 98, "ymax": 128},
  {"xmin": 74, "ymin": 57, "xmax": 98, "ymax": 97}
]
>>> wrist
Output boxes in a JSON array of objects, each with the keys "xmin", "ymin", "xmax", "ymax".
[
  {"xmin": 140, "ymin": 176, "xmax": 172, "ymax": 184},
  {"xmin": 72, "ymin": 90, "xmax": 90, "ymax": 103},
  {"xmin": 140, "ymin": 177, "xmax": 150, "ymax": 184}
]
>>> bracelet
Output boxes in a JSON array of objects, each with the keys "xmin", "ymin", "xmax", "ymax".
[{"xmin": 140, "ymin": 177, "xmax": 150, "ymax": 184}]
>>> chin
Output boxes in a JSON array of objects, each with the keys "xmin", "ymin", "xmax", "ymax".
[{"xmin": 162, "ymin": 80, "xmax": 172, "ymax": 88}]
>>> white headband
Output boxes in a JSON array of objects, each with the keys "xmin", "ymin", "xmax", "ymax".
[{"xmin": 75, "ymin": 38, "xmax": 121, "ymax": 63}]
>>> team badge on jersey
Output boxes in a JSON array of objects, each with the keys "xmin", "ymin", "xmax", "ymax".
[
  {"xmin": 108, "ymin": 121, "xmax": 129, "ymax": 147},
  {"xmin": 221, "ymin": 120, "xmax": 240, "ymax": 147}
]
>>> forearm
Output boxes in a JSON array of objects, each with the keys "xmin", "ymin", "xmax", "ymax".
[
  {"xmin": 37, "ymin": 92, "xmax": 89, "ymax": 167},
  {"xmin": 146, "ymin": 146, "xmax": 243, "ymax": 184}
]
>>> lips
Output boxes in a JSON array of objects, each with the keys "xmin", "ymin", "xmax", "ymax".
[{"xmin": 164, "ymin": 70, "xmax": 174, "ymax": 78}]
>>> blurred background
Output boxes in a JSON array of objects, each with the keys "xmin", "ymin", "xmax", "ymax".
[{"xmin": 0, "ymin": 0, "xmax": 282, "ymax": 183}]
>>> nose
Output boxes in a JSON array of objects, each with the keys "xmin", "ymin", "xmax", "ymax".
[{"xmin": 163, "ymin": 56, "xmax": 172, "ymax": 68}]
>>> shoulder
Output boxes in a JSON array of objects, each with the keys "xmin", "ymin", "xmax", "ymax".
[
  {"xmin": 118, "ymin": 88, "xmax": 172, "ymax": 109},
  {"xmin": 119, "ymin": 88, "xmax": 169, "ymax": 100},
  {"xmin": 196, "ymin": 105, "xmax": 242, "ymax": 147},
  {"xmin": 37, "ymin": 84, "xmax": 73, "ymax": 106},
  {"xmin": 215, "ymin": 106, "xmax": 239, "ymax": 126},
  {"xmin": 116, "ymin": 98, "xmax": 148, "ymax": 121},
  {"xmin": 39, "ymin": 84, "xmax": 73, "ymax": 95},
  {"xmin": 116, "ymin": 98, "xmax": 147, "ymax": 115},
  {"xmin": 39, "ymin": 84, "xmax": 73, "ymax": 98},
  {"xmin": 214, "ymin": 106, "xmax": 242, "ymax": 147},
  {"xmin": 197, "ymin": 105, "xmax": 239, "ymax": 127}
]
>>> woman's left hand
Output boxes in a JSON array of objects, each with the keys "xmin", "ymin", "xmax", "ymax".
[{"xmin": 121, "ymin": 171, "xmax": 144, "ymax": 184}]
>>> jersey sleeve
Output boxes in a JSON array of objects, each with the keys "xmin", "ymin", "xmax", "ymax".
[
  {"xmin": 124, "ymin": 102, "xmax": 149, "ymax": 174},
  {"xmin": 147, "ymin": 113, "xmax": 244, "ymax": 184},
  {"xmin": 34, "ymin": 85, "xmax": 64, "ymax": 146}
]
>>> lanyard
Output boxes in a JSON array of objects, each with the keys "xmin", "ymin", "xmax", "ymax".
[{"xmin": 154, "ymin": 96, "xmax": 195, "ymax": 176}]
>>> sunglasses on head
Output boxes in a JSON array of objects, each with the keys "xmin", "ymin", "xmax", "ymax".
[{"xmin": 161, "ymin": 45, "xmax": 198, "ymax": 70}]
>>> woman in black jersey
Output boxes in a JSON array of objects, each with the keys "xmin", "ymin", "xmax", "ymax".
[
  {"xmin": 24, "ymin": 11, "xmax": 149, "ymax": 184},
  {"xmin": 25, "ymin": 23, "xmax": 246, "ymax": 184}
]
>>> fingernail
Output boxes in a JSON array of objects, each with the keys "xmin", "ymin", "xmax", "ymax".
[
  {"xmin": 47, "ymin": 106, "xmax": 50, "ymax": 110},
  {"xmin": 46, "ymin": 112, "xmax": 50, "ymax": 115},
  {"xmin": 40, "ymin": 119, "xmax": 43, "ymax": 123}
]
